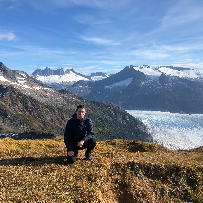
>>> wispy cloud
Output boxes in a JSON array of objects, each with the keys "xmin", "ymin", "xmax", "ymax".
[
  {"xmin": 25, "ymin": 0, "xmax": 133, "ymax": 12},
  {"xmin": 74, "ymin": 65, "xmax": 122, "ymax": 75},
  {"xmin": 0, "ymin": 44, "xmax": 67, "ymax": 63},
  {"xmin": 161, "ymin": 0, "xmax": 203, "ymax": 28},
  {"xmin": 0, "ymin": 31, "xmax": 17, "ymax": 41},
  {"xmin": 74, "ymin": 66, "xmax": 98, "ymax": 75},
  {"xmin": 172, "ymin": 63, "xmax": 203, "ymax": 71},
  {"xmin": 63, "ymin": 64, "xmax": 74, "ymax": 66},
  {"xmin": 96, "ymin": 68, "xmax": 122, "ymax": 75},
  {"xmin": 73, "ymin": 14, "xmax": 112, "ymax": 25},
  {"xmin": 125, "ymin": 40, "xmax": 203, "ymax": 62},
  {"xmin": 81, "ymin": 36, "xmax": 120, "ymax": 46},
  {"xmin": 54, "ymin": 0, "xmax": 132, "ymax": 10},
  {"xmin": 28, "ymin": 65, "xmax": 37, "ymax": 68},
  {"xmin": 130, "ymin": 49, "xmax": 169, "ymax": 60}
]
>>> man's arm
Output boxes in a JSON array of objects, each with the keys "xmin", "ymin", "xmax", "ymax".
[
  {"xmin": 83, "ymin": 118, "xmax": 94, "ymax": 142},
  {"xmin": 64, "ymin": 120, "xmax": 72, "ymax": 151}
]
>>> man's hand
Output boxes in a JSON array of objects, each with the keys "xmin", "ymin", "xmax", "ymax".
[
  {"xmin": 68, "ymin": 151, "xmax": 74, "ymax": 156},
  {"xmin": 77, "ymin": 140, "xmax": 84, "ymax": 147}
]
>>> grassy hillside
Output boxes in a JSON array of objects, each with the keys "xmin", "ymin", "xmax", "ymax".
[
  {"xmin": 0, "ymin": 138, "xmax": 202, "ymax": 202},
  {"xmin": 0, "ymin": 85, "xmax": 152, "ymax": 142}
]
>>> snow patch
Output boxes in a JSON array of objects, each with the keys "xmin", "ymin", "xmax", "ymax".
[
  {"xmin": 105, "ymin": 78, "xmax": 133, "ymax": 89},
  {"xmin": 133, "ymin": 66, "xmax": 161, "ymax": 77},
  {"xmin": 0, "ymin": 76, "xmax": 10, "ymax": 82},
  {"xmin": 0, "ymin": 74, "xmax": 55, "ymax": 93}
]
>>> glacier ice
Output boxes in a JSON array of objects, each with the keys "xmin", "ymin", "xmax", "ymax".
[{"xmin": 127, "ymin": 110, "xmax": 203, "ymax": 150}]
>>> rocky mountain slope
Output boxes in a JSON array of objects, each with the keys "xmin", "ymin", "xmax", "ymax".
[
  {"xmin": 0, "ymin": 62, "xmax": 152, "ymax": 141},
  {"xmin": 69, "ymin": 65, "xmax": 203, "ymax": 113}
]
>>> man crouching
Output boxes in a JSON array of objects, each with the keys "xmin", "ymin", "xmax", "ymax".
[{"xmin": 64, "ymin": 104, "xmax": 96, "ymax": 164}]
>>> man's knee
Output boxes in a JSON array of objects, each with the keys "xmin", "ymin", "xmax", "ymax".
[
  {"xmin": 91, "ymin": 138, "xmax": 96, "ymax": 146},
  {"xmin": 86, "ymin": 138, "xmax": 96, "ymax": 148},
  {"xmin": 67, "ymin": 156, "xmax": 77, "ymax": 164},
  {"xmin": 82, "ymin": 138, "xmax": 96, "ymax": 152}
]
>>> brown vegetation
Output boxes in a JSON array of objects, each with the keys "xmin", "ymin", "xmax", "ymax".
[{"xmin": 0, "ymin": 138, "xmax": 202, "ymax": 202}]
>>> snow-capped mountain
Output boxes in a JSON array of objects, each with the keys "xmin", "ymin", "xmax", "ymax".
[
  {"xmin": 69, "ymin": 65, "xmax": 203, "ymax": 114},
  {"xmin": 31, "ymin": 67, "xmax": 109, "ymax": 89},
  {"xmin": 133, "ymin": 65, "xmax": 203, "ymax": 80}
]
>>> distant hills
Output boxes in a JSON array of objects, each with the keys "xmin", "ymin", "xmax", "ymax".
[{"xmin": 0, "ymin": 62, "xmax": 151, "ymax": 141}]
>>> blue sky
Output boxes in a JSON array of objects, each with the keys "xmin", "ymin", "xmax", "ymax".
[{"xmin": 0, "ymin": 0, "xmax": 203, "ymax": 75}]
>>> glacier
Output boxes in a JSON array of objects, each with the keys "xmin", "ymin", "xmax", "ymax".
[{"xmin": 127, "ymin": 110, "xmax": 203, "ymax": 150}]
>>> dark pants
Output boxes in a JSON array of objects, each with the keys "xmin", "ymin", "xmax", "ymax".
[{"xmin": 67, "ymin": 138, "xmax": 96, "ymax": 164}]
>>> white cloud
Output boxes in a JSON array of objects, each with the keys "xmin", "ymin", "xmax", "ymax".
[
  {"xmin": 74, "ymin": 66, "xmax": 98, "ymax": 74},
  {"xmin": 172, "ymin": 63, "xmax": 203, "ymax": 71},
  {"xmin": 7, "ymin": 6, "xmax": 14, "ymax": 9},
  {"xmin": 74, "ymin": 14, "xmax": 112, "ymax": 25},
  {"xmin": 128, "ymin": 49, "xmax": 169, "ymax": 60},
  {"xmin": 184, "ymin": 59, "xmax": 193, "ymax": 62},
  {"xmin": 74, "ymin": 66, "xmax": 122, "ymax": 75},
  {"xmin": 63, "ymin": 64, "xmax": 74, "ymax": 66},
  {"xmin": 97, "ymin": 68, "xmax": 122, "ymax": 75},
  {"xmin": 81, "ymin": 36, "xmax": 119, "ymax": 46},
  {"xmin": 0, "ymin": 31, "xmax": 17, "ymax": 41},
  {"xmin": 83, "ymin": 65, "xmax": 98, "ymax": 69},
  {"xmin": 28, "ymin": 65, "xmax": 37, "ymax": 68},
  {"xmin": 126, "ymin": 42, "xmax": 203, "ymax": 61},
  {"xmin": 10, "ymin": 45, "xmax": 65, "ymax": 55}
]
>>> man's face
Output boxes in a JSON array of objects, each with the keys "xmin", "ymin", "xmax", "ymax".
[{"xmin": 76, "ymin": 108, "xmax": 86, "ymax": 120}]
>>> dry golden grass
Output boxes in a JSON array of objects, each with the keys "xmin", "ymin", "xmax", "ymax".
[{"xmin": 0, "ymin": 138, "xmax": 202, "ymax": 202}]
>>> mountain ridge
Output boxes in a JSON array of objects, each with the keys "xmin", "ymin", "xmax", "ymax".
[
  {"xmin": 31, "ymin": 67, "xmax": 109, "ymax": 90},
  {"xmin": 68, "ymin": 65, "xmax": 203, "ymax": 113}
]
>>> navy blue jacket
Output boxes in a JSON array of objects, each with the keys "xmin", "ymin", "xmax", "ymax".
[{"xmin": 64, "ymin": 114, "xmax": 94, "ymax": 151}]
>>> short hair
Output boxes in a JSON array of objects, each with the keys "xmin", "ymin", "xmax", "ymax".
[{"xmin": 76, "ymin": 104, "xmax": 85, "ymax": 111}]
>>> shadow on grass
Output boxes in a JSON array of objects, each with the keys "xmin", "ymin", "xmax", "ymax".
[
  {"xmin": 0, "ymin": 132, "xmax": 56, "ymax": 140},
  {"xmin": 0, "ymin": 156, "xmax": 86, "ymax": 166}
]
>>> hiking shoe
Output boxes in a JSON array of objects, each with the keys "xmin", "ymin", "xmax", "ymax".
[{"xmin": 85, "ymin": 151, "xmax": 93, "ymax": 161}]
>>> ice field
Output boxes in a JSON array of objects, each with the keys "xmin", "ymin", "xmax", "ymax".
[{"xmin": 127, "ymin": 110, "xmax": 203, "ymax": 150}]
